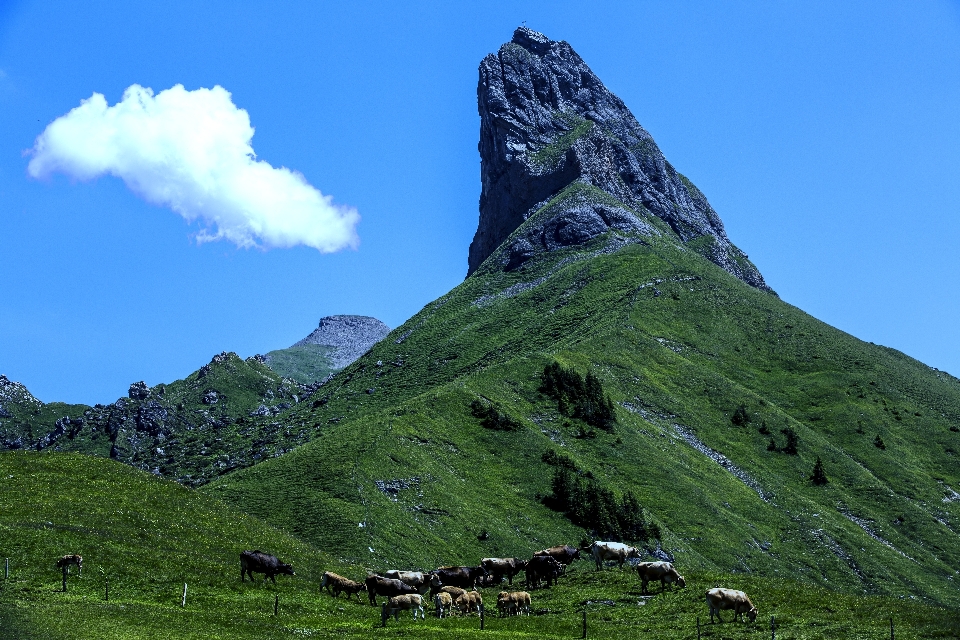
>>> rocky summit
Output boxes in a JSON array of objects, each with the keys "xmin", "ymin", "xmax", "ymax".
[
  {"xmin": 469, "ymin": 26, "xmax": 771, "ymax": 292},
  {"xmin": 292, "ymin": 315, "xmax": 390, "ymax": 369}
]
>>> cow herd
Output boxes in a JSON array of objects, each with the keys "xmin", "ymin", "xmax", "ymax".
[{"xmin": 236, "ymin": 542, "xmax": 758, "ymax": 626}]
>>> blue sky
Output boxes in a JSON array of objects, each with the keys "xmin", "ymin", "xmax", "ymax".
[{"xmin": 1, "ymin": 1, "xmax": 958, "ymax": 405}]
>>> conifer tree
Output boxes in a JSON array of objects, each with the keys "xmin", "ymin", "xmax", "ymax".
[{"xmin": 810, "ymin": 456, "xmax": 829, "ymax": 485}]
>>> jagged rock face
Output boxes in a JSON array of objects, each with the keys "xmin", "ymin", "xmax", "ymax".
[
  {"xmin": 469, "ymin": 26, "xmax": 771, "ymax": 292},
  {"xmin": 292, "ymin": 315, "xmax": 390, "ymax": 369}
]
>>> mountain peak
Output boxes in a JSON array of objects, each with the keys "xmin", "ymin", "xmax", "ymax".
[
  {"xmin": 511, "ymin": 26, "xmax": 551, "ymax": 53},
  {"xmin": 469, "ymin": 28, "xmax": 771, "ymax": 293},
  {"xmin": 291, "ymin": 315, "xmax": 390, "ymax": 369}
]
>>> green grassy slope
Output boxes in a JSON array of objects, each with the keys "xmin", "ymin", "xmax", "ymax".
[
  {"xmin": 207, "ymin": 209, "xmax": 960, "ymax": 608},
  {"xmin": 0, "ymin": 451, "xmax": 352, "ymax": 639},
  {"xmin": 2, "ymin": 451, "xmax": 957, "ymax": 639},
  {"xmin": 263, "ymin": 344, "xmax": 338, "ymax": 384}
]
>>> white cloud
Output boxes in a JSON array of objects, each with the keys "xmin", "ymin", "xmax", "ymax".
[{"xmin": 27, "ymin": 84, "xmax": 359, "ymax": 252}]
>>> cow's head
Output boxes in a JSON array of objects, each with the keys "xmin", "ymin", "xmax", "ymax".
[
  {"xmin": 676, "ymin": 575, "xmax": 686, "ymax": 588},
  {"xmin": 627, "ymin": 546, "xmax": 642, "ymax": 559},
  {"xmin": 571, "ymin": 547, "xmax": 582, "ymax": 560},
  {"xmin": 279, "ymin": 563, "xmax": 295, "ymax": 577},
  {"xmin": 429, "ymin": 573, "xmax": 443, "ymax": 588},
  {"xmin": 747, "ymin": 606, "xmax": 758, "ymax": 622}
]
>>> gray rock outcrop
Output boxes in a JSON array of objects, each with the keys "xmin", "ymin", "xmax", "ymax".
[
  {"xmin": 293, "ymin": 315, "xmax": 390, "ymax": 369},
  {"xmin": 469, "ymin": 26, "xmax": 771, "ymax": 292}
]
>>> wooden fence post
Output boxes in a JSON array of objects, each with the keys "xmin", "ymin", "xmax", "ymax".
[
  {"xmin": 582, "ymin": 609, "xmax": 587, "ymax": 638},
  {"xmin": 274, "ymin": 594, "xmax": 279, "ymax": 616},
  {"xmin": 890, "ymin": 617, "xmax": 894, "ymax": 640},
  {"xmin": 480, "ymin": 602, "xmax": 484, "ymax": 630},
  {"xmin": 697, "ymin": 616, "xmax": 701, "ymax": 640},
  {"xmin": 771, "ymin": 615, "xmax": 776, "ymax": 640},
  {"xmin": 181, "ymin": 583, "xmax": 187, "ymax": 607},
  {"xmin": 105, "ymin": 578, "xmax": 109, "ymax": 602},
  {"xmin": 4, "ymin": 557, "xmax": 8, "ymax": 579}
]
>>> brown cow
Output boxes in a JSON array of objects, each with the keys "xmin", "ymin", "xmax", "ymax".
[
  {"xmin": 454, "ymin": 590, "xmax": 482, "ymax": 615},
  {"xmin": 534, "ymin": 545, "xmax": 581, "ymax": 573},
  {"xmin": 56, "ymin": 554, "xmax": 82, "ymax": 576},
  {"xmin": 365, "ymin": 575, "xmax": 418, "ymax": 606},
  {"xmin": 320, "ymin": 571, "xmax": 367, "ymax": 601},
  {"xmin": 524, "ymin": 555, "xmax": 562, "ymax": 589},
  {"xmin": 434, "ymin": 591, "xmax": 453, "ymax": 618},
  {"xmin": 636, "ymin": 561, "xmax": 686, "ymax": 594},
  {"xmin": 480, "ymin": 558, "xmax": 527, "ymax": 585},
  {"xmin": 429, "ymin": 566, "xmax": 487, "ymax": 589},
  {"xmin": 240, "ymin": 550, "xmax": 294, "ymax": 583},
  {"xmin": 381, "ymin": 594, "xmax": 425, "ymax": 623},
  {"xmin": 497, "ymin": 591, "xmax": 531, "ymax": 617},
  {"xmin": 706, "ymin": 588, "xmax": 758, "ymax": 623},
  {"xmin": 435, "ymin": 585, "xmax": 467, "ymax": 601}
]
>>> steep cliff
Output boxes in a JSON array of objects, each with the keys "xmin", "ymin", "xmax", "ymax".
[{"xmin": 469, "ymin": 26, "xmax": 771, "ymax": 292}]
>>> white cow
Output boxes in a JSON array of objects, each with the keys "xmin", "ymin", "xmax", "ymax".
[{"xmin": 590, "ymin": 541, "xmax": 640, "ymax": 570}]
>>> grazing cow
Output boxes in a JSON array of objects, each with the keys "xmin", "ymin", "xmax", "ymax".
[
  {"xmin": 365, "ymin": 575, "xmax": 418, "ymax": 606},
  {"xmin": 434, "ymin": 591, "xmax": 453, "ymax": 618},
  {"xmin": 320, "ymin": 571, "xmax": 367, "ymax": 601},
  {"xmin": 480, "ymin": 558, "xmax": 527, "ymax": 586},
  {"xmin": 454, "ymin": 590, "xmax": 482, "ymax": 615},
  {"xmin": 56, "ymin": 554, "xmax": 82, "ymax": 576},
  {"xmin": 380, "ymin": 594, "xmax": 424, "ymax": 623},
  {"xmin": 524, "ymin": 555, "xmax": 562, "ymax": 589},
  {"xmin": 706, "ymin": 588, "xmax": 758, "ymax": 623},
  {"xmin": 435, "ymin": 585, "xmax": 467, "ymax": 601},
  {"xmin": 589, "ymin": 541, "xmax": 640, "ymax": 570},
  {"xmin": 240, "ymin": 550, "xmax": 294, "ymax": 583},
  {"xmin": 383, "ymin": 571, "xmax": 432, "ymax": 594},
  {"xmin": 636, "ymin": 561, "xmax": 686, "ymax": 594},
  {"xmin": 497, "ymin": 591, "xmax": 531, "ymax": 617},
  {"xmin": 534, "ymin": 545, "xmax": 581, "ymax": 573},
  {"xmin": 429, "ymin": 566, "xmax": 487, "ymax": 589}
]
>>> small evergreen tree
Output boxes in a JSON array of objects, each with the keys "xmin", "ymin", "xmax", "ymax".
[
  {"xmin": 874, "ymin": 434, "xmax": 886, "ymax": 450},
  {"xmin": 781, "ymin": 427, "xmax": 799, "ymax": 455},
  {"xmin": 731, "ymin": 403, "xmax": 751, "ymax": 426},
  {"xmin": 810, "ymin": 456, "xmax": 829, "ymax": 485},
  {"xmin": 470, "ymin": 399, "xmax": 521, "ymax": 431}
]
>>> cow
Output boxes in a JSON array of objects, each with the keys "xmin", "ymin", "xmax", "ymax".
[
  {"xmin": 320, "ymin": 571, "xmax": 367, "ymax": 601},
  {"xmin": 454, "ymin": 590, "xmax": 482, "ymax": 615},
  {"xmin": 383, "ymin": 570, "xmax": 432, "ymax": 594},
  {"xmin": 434, "ymin": 585, "xmax": 467, "ymax": 601},
  {"xmin": 434, "ymin": 591, "xmax": 453, "ymax": 618},
  {"xmin": 480, "ymin": 558, "xmax": 527, "ymax": 586},
  {"xmin": 380, "ymin": 594, "xmax": 424, "ymax": 623},
  {"xmin": 56, "ymin": 554, "xmax": 82, "ymax": 576},
  {"xmin": 706, "ymin": 588, "xmax": 758, "ymax": 623},
  {"xmin": 497, "ymin": 591, "xmax": 531, "ymax": 617},
  {"xmin": 524, "ymin": 555, "xmax": 562, "ymax": 589},
  {"xmin": 429, "ymin": 566, "xmax": 487, "ymax": 589},
  {"xmin": 365, "ymin": 575, "xmax": 418, "ymax": 606},
  {"xmin": 589, "ymin": 541, "xmax": 640, "ymax": 570},
  {"xmin": 636, "ymin": 561, "xmax": 686, "ymax": 594},
  {"xmin": 534, "ymin": 545, "xmax": 581, "ymax": 573},
  {"xmin": 240, "ymin": 550, "xmax": 294, "ymax": 583}
]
